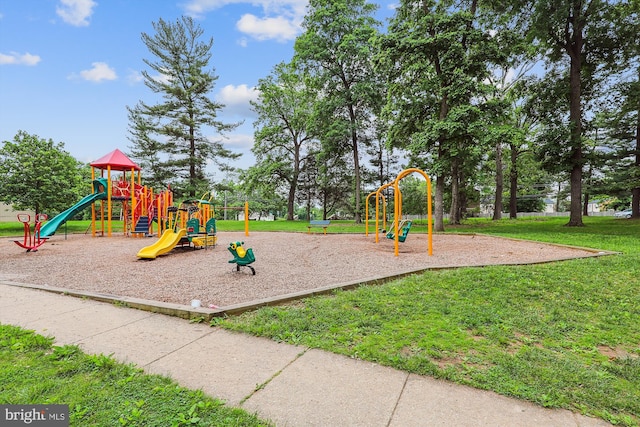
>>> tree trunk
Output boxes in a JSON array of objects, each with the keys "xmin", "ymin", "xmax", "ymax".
[
  {"xmin": 493, "ymin": 141, "xmax": 503, "ymax": 220},
  {"xmin": 449, "ymin": 158, "xmax": 460, "ymax": 224},
  {"xmin": 583, "ymin": 192, "xmax": 589, "ymax": 216},
  {"xmin": 323, "ymin": 190, "xmax": 329, "ymax": 220},
  {"xmin": 189, "ymin": 122, "xmax": 196, "ymax": 198},
  {"xmin": 565, "ymin": 8, "xmax": 584, "ymax": 227},
  {"xmin": 353, "ymin": 142, "xmax": 361, "ymax": 223},
  {"xmin": 351, "ymin": 116, "xmax": 361, "ymax": 224},
  {"xmin": 434, "ymin": 175, "xmax": 445, "ymax": 232},
  {"xmin": 633, "ymin": 94, "xmax": 640, "ymax": 218},
  {"xmin": 450, "ymin": 158, "xmax": 461, "ymax": 225},
  {"xmin": 287, "ymin": 180, "xmax": 296, "ymax": 221},
  {"xmin": 509, "ymin": 143, "xmax": 518, "ymax": 219},
  {"xmin": 306, "ymin": 183, "xmax": 311, "ymax": 220},
  {"xmin": 287, "ymin": 142, "xmax": 300, "ymax": 221}
]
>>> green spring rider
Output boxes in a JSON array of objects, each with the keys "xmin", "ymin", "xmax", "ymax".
[{"xmin": 227, "ymin": 241, "xmax": 256, "ymax": 275}]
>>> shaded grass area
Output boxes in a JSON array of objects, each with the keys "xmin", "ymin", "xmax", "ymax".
[
  {"xmin": 0, "ymin": 324, "xmax": 272, "ymax": 427},
  {"xmin": 217, "ymin": 217, "xmax": 640, "ymax": 426},
  {"xmin": 0, "ymin": 220, "xmax": 124, "ymax": 237},
  {"xmin": 0, "ymin": 218, "xmax": 358, "ymax": 237}
]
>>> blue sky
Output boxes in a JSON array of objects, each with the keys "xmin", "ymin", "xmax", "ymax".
[{"xmin": 0, "ymin": 0, "xmax": 394, "ymax": 179}]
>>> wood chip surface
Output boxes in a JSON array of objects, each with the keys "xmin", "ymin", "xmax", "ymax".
[{"xmin": 1, "ymin": 232, "xmax": 603, "ymax": 308}]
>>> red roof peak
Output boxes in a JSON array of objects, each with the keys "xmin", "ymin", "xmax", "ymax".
[{"xmin": 90, "ymin": 149, "xmax": 141, "ymax": 171}]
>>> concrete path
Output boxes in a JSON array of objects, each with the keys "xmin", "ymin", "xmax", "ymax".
[{"xmin": 0, "ymin": 283, "xmax": 610, "ymax": 426}]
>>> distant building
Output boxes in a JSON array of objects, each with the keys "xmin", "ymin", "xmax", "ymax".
[
  {"xmin": 586, "ymin": 200, "xmax": 602, "ymax": 213},
  {"xmin": 0, "ymin": 202, "xmax": 35, "ymax": 222},
  {"xmin": 238, "ymin": 211, "xmax": 275, "ymax": 221},
  {"xmin": 543, "ymin": 198, "xmax": 555, "ymax": 213}
]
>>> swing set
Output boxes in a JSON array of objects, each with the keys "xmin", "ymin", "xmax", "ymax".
[{"xmin": 365, "ymin": 168, "xmax": 433, "ymax": 257}]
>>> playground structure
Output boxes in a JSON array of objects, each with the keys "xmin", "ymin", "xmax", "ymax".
[
  {"xmin": 227, "ymin": 241, "xmax": 256, "ymax": 275},
  {"xmin": 366, "ymin": 167, "xmax": 433, "ymax": 257},
  {"xmin": 12, "ymin": 147, "xmax": 262, "ymax": 264},
  {"xmin": 13, "ymin": 149, "xmax": 175, "ymax": 252},
  {"xmin": 136, "ymin": 198, "xmax": 252, "ymax": 260},
  {"xmin": 13, "ymin": 213, "xmax": 49, "ymax": 252},
  {"xmin": 385, "ymin": 219, "xmax": 413, "ymax": 243},
  {"xmin": 89, "ymin": 149, "xmax": 173, "ymax": 239},
  {"xmin": 136, "ymin": 194, "xmax": 219, "ymax": 259}
]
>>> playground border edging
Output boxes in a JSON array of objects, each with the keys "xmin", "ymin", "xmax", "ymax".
[{"xmin": 0, "ymin": 240, "xmax": 616, "ymax": 320}]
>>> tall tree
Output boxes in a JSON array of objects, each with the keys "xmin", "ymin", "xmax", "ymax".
[
  {"xmin": 604, "ymin": 0, "xmax": 640, "ymax": 218},
  {"xmin": 377, "ymin": 0, "xmax": 505, "ymax": 229},
  {"xmin": 506, "ymin": 74, "xmax": 549, "ymax": 219},
  {"xmin": 294, "ymin": 0, "xmax": 382, "ymax": 223},
  {"xmin": 596, "ymin": 74, "xmax": 640, "ymax": 218},
  {"xmin": 365, "ymin": 132, "xmax": 399, "ymax": 194},
  {"xmin": 0, "ymin": 131, "xmax": 87, "ymax": 216},
  {"xmin": 481, "ymin": 25, "xmax": 539, "ymax": 220},
  {"xmin": 315, "ymin": 150, "xmax": 354, "ymax": 219},
  {"xmin": 512, "ymin": 0, "xmax": 628, "ymax": 226},
  {"xmin": 127, "ymin": 16, "xmax": 239, "ymax": 198},
  {"xmin": 250, "ymin": 62, "xmax": 318, "ymax": 220}
]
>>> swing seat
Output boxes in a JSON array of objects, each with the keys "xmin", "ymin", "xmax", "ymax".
[{"xmin": 386, "ymin": 220, "xmax": 413, "ymax": 242}]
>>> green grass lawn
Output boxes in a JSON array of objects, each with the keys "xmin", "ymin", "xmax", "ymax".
[
  {"xmin": 215, "ymin": 216, "xmax": 640, "ymax": 426},
  {"xmin": 1, "ymin": 216, "xmax": 638, "ymax": 425},
  {"xmin": 0, "ymin": 325, "xmax": 272, "ymax": 426}
]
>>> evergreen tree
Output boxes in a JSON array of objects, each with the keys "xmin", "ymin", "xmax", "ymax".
[
  {"xmin": 127, "ymin": 16, "xmax": 239, "ymax": 198},
  {"xmin": 506, "ymin": 0, "xmax": 630, "ymax": 226}
]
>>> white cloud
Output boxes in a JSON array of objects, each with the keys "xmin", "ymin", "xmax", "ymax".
[
  {"xmin": 150, "ymin": 72, "xmax": 173, "ymax": 85},
  {"xmin": 217, "ymin": 84, "xmax": 259, "ymax": 117},
  {"xmin": 69, "ymin": 61, "xmax": 117, "ymax": 82},
  {"xmin": 126, "ymin": 70, "xmax": 144, "ymax": 85},
  {"xmin": 181, "ymin": 0, "xmax": 306, "ymax": 42},
  {"xmin": 237, "ymin": 14, "xmax": 298, "ymax": 42},
  {"xmin": 56, "ymin": 0, "xmax": 97, "ymax": 27},
  {"xmin": 0, "ymin": 52, "xmax": 41, "ymax": 66},
  {"xmin": 216, "ymin": 132, "xmax": 254, "ymax": 151}
]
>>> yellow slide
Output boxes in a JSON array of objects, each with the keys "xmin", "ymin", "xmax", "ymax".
[{"xmin": 137, "ymin": 228, "xmax": 187, "ymax": 259}]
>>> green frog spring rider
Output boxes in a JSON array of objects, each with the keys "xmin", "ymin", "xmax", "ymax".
[{"xmin": 227, "ymin": 241, "xmax": 256, "ymax": 275}]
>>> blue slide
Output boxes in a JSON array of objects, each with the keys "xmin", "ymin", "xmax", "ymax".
[{"xmin": 40, "ymin": 179, "xmax": 108, "ymax": 238}]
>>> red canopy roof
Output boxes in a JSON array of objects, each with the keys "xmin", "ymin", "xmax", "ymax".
[{"xmin": 90, "ymin": 149, "xmax": 141, "ymax": 171}]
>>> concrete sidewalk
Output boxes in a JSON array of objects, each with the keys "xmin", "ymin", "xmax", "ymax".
[{"xmin": 0, "ymin": 284, "xmax": 610, "ymax": 427}]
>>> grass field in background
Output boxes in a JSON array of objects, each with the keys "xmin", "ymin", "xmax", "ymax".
[
  {"xmin": 2, "ymin": 216, "xmax": 639, "ymax": 425},
  {"xmin": 0, "ymin": 218, "xmax": 333, "ymax": 236},
  {"xmin": 0, "ymin": 218, "xmax": 391, "ymax": 236}
]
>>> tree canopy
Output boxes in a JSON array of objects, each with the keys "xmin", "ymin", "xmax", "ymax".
[
  {"xmin": 250, "ymin": 62, "xmax": 318, "ymax": 220},
  {"xmin": 7, "ymin": 3, "xmax": 636, "ymax": 225},
  {"xmin": 127, "ymin": 16, "xmax": 239, "ymax": 198},
  {"xmin": 294, "ymin": 0, "xmax": 383, "ymax": 223},
  {"xmin": 0, "ymin": 131, "xmax": 87, "ymax": 216}
]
